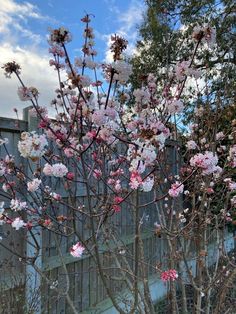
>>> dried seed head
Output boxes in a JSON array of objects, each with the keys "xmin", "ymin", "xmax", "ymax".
[
  {"xmin": 2, "ymin": 61, "xmax": 21, "ymax": 78},
  {"xmin": 110, "ymin": 34, "xmax": 128, "ymax": 61}
]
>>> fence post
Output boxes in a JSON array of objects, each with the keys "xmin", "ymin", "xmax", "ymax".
[{"xmin": 23, "ymin": 106, "xmax": 42, "ymax": 314}]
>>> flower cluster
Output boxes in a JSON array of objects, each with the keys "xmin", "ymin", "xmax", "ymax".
[
  {"xmin": 192, "ymin": 24, "xmax": 216, "ymax": 47},
  {"xmin": 110, "ymin": 34, "xmax": 128, "ymax": 61},
  {"xmin": 18, "ymin": 132, "xmax": 48, "ymax": 160},
  {"xmin": 43, "ymin": 163, "xmax": 68, "ymax": 178},
  {"xmin": 112, "ymin": 196, "xmax": 124, "ymax": 212},
  {"xmin": 190, "ymin": 151, "xmax": 220, "ymax": 175},
  {"xmin": 168, "ymin": 182, "xmax": 184, "ymax": 198},
  {"xmin": 92, "ymin": 107, "xmax": 118, "ymax": 127},
  {"xmin": 10, "ymin": 199, "xmax": 27, "ymax": 211},
  {"xmin": 161, "ymin": 269, "xmax": 178, "ymax": 282},
  {"xmin": 17, "ymin": 86, "xmax": 39, "ymax": 101},
  {"xmin": 2, "ymin": 61, "xmax": 21, "ymax": 78},
  {"xmin": 49, "ymin": 27, "xmax": 72, "ymax": 45},
  {"xmin": 228, "ymin": 145, "xmax": 236, "ymax": 168},
  {"xmin": 75, "ymin": 56, "xmax": 97, "ymax": 70},
  {"xmin": 186, "ymin": 140, "xmax": 198, "ymax": 150},
  {"xmin": 70, "ymin": 242, "xmax": 85, "ymax": 258},
  {"xmin": 127, "ymin": 141, "xmax": 157, "ymax": 174},
  {"xmin": 112, "ymin": 60, "xmax": 132, "ymax": 84},
  {"xmin": 175, "ymin": 61, "xmax": 200, "ymax": 81},
  {"xmin": 141, "ymin": 176, "xmax": 154, "ymax": 192},
  {"xmin": 129, "ymin": 171, "xmax": 142, "ymax": 189},
  {"xmin": 27, "ymin": 178, "xmax": 41, "ymax": 192},
  {"xmin": 11, "ymin": 217, "xmax": 25, "ymax": 230},
  {"xmin": 167, "ymin": 99, "xmax": 184, "ymax": 115}
]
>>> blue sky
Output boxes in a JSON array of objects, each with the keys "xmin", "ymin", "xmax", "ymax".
[{"xmin": 0, "ymin": 0, "xmax": 145, "ymax": 117}]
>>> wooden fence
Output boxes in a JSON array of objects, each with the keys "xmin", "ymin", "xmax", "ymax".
[{"xmin": 0, "ymin": 116, "xmax": 27, "ymax": 313}]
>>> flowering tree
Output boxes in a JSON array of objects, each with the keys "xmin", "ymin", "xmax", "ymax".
[{"xmin": 0, "ymin": 14, "xmax": 236, "ymax": 314}]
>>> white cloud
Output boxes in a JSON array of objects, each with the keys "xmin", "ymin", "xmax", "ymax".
[
  {"xmin": 0, "ymin": 0, "xmax": 45, "ymax": 19},
  {"xmin": 13, "ymin": 23, "xmax": 42, "ymax": 45},
  {"xmin": 0, "ymin": 0, "xmax": 46, "ymax": 37},
  {"xmin": 118, "ymin": 0, "xmax": 144, "ymax": 36},
  {"xmin": 0, "ymin": 0, "xmax": 59, "ymax": 118},
  {"xmin": 102, "ymin": 0, "xmax": 145, "ymax": 63},
  {"xmin": 0, "ymin": 43, "xmax": 58, "ymax": 118},
  {"xmin": 102, "ymin": 0, "xmax": 120, "ymax": 15}
]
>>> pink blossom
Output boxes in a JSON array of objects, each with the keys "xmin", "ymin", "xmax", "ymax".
[
  {"xmin": 112, "ymin": 60, "xmax": 132, "ymax": 84},
  {"xmin": 186, "ymin": 140, "xmax": 198, "ymax": 150},
  {"xmin": 66, "ymin": 172, "xmax": 75, "ymax": 180},
  {"xmin": 127, "ymin": 121, "xmax": 137, "ymax": 131},
  {"xmin": 175, "ymin": 61, "xmax": 200, "ymax": 81},
  {"xmin": 70, "ymin": 242, "xmax": 85, "ymax": 258},
  {"xmin": 206, "ymin": 187, "xmax": 214, "ymax": 194},
  {"xmin": 133, "ymin": 87, "xmax": 150, "ymax": 104},
  {"xmin": 93, "ymin": 169, "xmax": 102, "ymax": 179},
  {"xmin": 43, "ymin": 219, "xmax": 52, "ymax": 228},
  {"xmin": 52, "ymin": 163, "xmax": 68, "ymax": 178},
  {"xmin": 49, "ymin": 45, "xmax": 65, "ymax": 57},
  {"xmin": 142, "ymin": 176, "xmax": 154, "ymax": 192},
  {"xmin": 107, "ymin": 178, "xmax": 115, "ymax": 185},
  {"xmin": 114, "ymin": 180, "xmax": 122, "ymax": 192},
  {"xmin": 17, "ymin": 86, "xmax": 38, "ymax": 101},
  {"xmin": 206, "ymin": 29, "xmax": 216, "ymax": 45},
  {"xmin": 192, "ymin": 24, "xmax": 216, "ymax": 47},
  {"xmin": 0, "ymin": 138, "xmax": 8, "ymax": 146},
  {"xmin": 168, "ymin": 182, "xmax": 184, "ymax": 198},
  {"xmin": 86, "ymin": 130, "xmax": 97, "ymax": 139},
  {"xmin": 26, "ymin": 221, "xmax": 33, "ymax": 230},
  {"xmin": 225, "ymin": 215, "xmax": 232, "ymax": 222},
  {"xmin": 2, "ymin": 183, "xmax": 10, "ymax": 192},
  {"xmin": 105, "ymin": 108, "xmax": 117, "ymax": 120},
  {"xmin": 229, "ymin": 182, "xmax": 236, "ymax": 191},
  {"xmin": 38, "ymin": 119, "xmax": 49, "ymax": 129},
  {"xmin": 228, "ymin": 145, "xmax": 236, "ymax": 168},
  {"xmin": 92, "ymin": 110, "xmax": 106, "ymax": 126},
  {"xmin": 112, "ymin": 204, "xmax": 121, "ymax": 212},
  {"xmin": 167, "ymin": 99, "xmax": 184, "ymax": 115},
  {"xmin": 99, "ymin": 127, "xmax": 114, "ymax": 143},
  {"xmin": 224, "ymin": 178, "xmax": 236, "ymax": 191},
  {"xmin": 231, "ymin": 196, "xmax": 236, "ymax": 207},
  {"xmin": 110, "ymin": 169, "xmax": 124, "ymax": 177},
  {"xmin": 114, "ymin": 196, "xmax": 123, "ymax": 204},
  {"xmin": 50, "ymin": 193, "xmax": 61, "ymax": 201},
  {"xmin": 79, "ymin": 75, "xmax": 91, "ymax": 87},
  {"xmin": 161, "ymin": 269, "xmax": 178, "ymax": 282},
  {"xmin": 129, "ymin": 171, "xmax": 142, "ymax": 189},
  {"xmin": 64, "ymin": 148, "xmax": 75, "ymax": 158},
  {"xmin": 175, "ymin": 61, "xmax": 190, "ymax": 81},
  {"xmin": 43, "ymin": 163, "xmax": 53, "ymax": 176},
  {"xmin": 18, "ymin": 131, "xmax": 48, "ymax": 159},
  {"xmin": 216, "ymin": 132, "xmax": 225, "ymax": 141},
  {"xmin": 11, "ymin": 217, "xmax": 25, "ymax": 230},
  {"xmin": 43, "ymin": 163, "xmax": 68, "ymax": 177},
  {"xmin": 10, "ymin": 199, "xmax": 27, "ymax": 211},
  {"xmin": 49, "ymin": 59, "xmax": 65, "ymax": 69},
  {"xmin": 190, "ymin": 151, "xmax": 219, "ymax": 175},
  {"xmin": 27, "ymin": 178, "xmax": 41, "ymax": 192},
  {"xmin": 49, "ymin": 27, "xmax": 72, "ymax": 45},
  {"xmin": 29, "ymin": 107, "xmax": 48, "ymax": 118}
]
